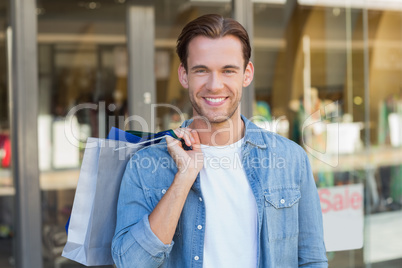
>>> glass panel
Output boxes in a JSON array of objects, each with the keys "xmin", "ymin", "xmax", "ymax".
[
  {"xmin": 254, "ymin": 1, "xmax": 402, "ymax": 267},
  {"xmin": 253, "ymin": 2, "xmax": 367, "ymax": 267},
  {"xmin": 366, "ymin": 7, "xmax": 402, "ymax": 267},
  {"xmin": 0, "ymin": 1, "xmax": 14, "ymax": 267},
  {"xmin": 154, "ymin": 0, "xmax": 232, "ymax": 130},
  {"xmin": 37, "ymin": 1, "xmax": 127, "ymax": 267}
]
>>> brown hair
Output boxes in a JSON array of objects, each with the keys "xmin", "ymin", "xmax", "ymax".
[{"xmin": 176, "ymin": 14, "xmax": 251, "ymax": 71}]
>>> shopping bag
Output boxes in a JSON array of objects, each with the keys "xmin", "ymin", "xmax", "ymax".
[
  {"xmin": 108, "ymin": 126, "xmax": 179, "ymax": 145},
  {"xmin": 63, "ymin": 128, "xmax": 179, "ymax": 235},
  {"xmin": 107, "ymin": 126, "xmax": 144, "ymax": 144},
  {"xmin": 62, "ymin": 129, "xmax": 180, "ymax": 266},
  {"xmin": 62, "ymin": 137, "xmax": 145, "ymax": 266},
  {"xmin": 64, "ymin": 128, "xmax": 142, "ymax": 236}
]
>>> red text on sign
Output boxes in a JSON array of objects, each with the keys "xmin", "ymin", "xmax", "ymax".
[{"xmin": 319, "ymin": 188, "xmax": 363, "ymax": 214}]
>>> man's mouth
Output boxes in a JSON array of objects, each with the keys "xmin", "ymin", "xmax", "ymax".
[{"xmin": 205, "ymin": 97, "xmax": 226, "ymax": 103}]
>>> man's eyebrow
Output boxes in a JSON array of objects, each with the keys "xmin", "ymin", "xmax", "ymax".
[
  {"xmin": 190, "ymin": 65, "xmax": 208, "ymax": 71},
  {"xmin": 190, "ymin": 64, "xmax": 241, "ymax": 71},
  {"xmin": 222, "ymin": 65, "xmax": 241, "ymax": 70}
]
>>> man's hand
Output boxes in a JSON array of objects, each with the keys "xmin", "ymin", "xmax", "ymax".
[
  {"xmin": 166, "ymin": 128, "xmax": 204, "ymax": 177},
  {"xmin": 148, "ymin": 128, "xmax": 203, "ymax": 245}
]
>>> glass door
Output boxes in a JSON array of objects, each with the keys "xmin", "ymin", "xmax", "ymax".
[
  {"xmin": 253, "ymin": 1, "xmax": 402, "ymax": 267},
  {"xmin": 252, "ymin": 2, "xmax": 366, "ymax": 267},
  {"xmin": 37, "ymin": 1, "xmax": 127, "ymax": 267},
  {"xmin": 365, "ymin": 6, "xmax": 402, "ymax": 267}
]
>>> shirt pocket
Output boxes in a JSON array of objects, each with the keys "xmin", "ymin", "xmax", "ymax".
[
  {"xmin": 263, "ymin": 188, "xmax": 301, "ymax": 240},
  {"xmin": 145, "ymin": 187, "xmax": 182, "ymax": 237}
]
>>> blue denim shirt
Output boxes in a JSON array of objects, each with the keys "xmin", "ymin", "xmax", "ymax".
[{"xmin": 112, "ymin": 115, "xmax": 328, "ymax": 267}]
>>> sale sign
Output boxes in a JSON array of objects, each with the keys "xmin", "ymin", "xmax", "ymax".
[{"xmin": 318, "ymin": 183, "xmax": 364, "ymax": 252}]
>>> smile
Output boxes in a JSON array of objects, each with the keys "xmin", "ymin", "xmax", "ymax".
[{"xmin": 204, "ymin": 97, "xmax": 227, "ymax": 104}]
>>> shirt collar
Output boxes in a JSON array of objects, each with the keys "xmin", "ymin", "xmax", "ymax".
[{"xmin": 180, "ymin": 114, "xmax": 267, "ymax": 149}]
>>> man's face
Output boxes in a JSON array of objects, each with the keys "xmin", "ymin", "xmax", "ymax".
[{"xmin": 178, "ymin": 35, "xmax": 254, "ymax": 124}]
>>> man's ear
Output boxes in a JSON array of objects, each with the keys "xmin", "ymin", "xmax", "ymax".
[
  {"xmin": 243, "ymin": 61, "xmax": 254, "ymax": 87},
  {"xmin": 178, "ymin": 63, "xmax": 189, "ymax": 89}
]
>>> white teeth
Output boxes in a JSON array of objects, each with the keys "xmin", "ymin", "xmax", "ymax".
[{"xmin": 205, "ymin": 97, "xmax": 225, "ymax": 103}]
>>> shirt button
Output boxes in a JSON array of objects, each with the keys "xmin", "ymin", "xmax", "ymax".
[
  {"xmin": 280, "ymin": 199, "xmax": 285, "ymax": 204},
  {"xmin": 194, "ymin": 256, "xmax": 199, "ymax": 261},
  {"xmin": 197, "ymin": 225, "xmax": 202, "ymax": 230},
  {"xmin": 199, "ymin": 197, "xmax": 203, "ymax": 202},
  {"xmin": 161, "ymin": 189, "xmax": 166, "ymax": 194}
]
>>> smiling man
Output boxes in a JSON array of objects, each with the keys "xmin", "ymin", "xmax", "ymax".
[{"xmin": 112, "ymin": 14, "xmax": 327, "ymax": 267}]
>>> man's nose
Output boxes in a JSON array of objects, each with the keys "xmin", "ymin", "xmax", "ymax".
[{"xmin": 206, "ymin": 72, "xmax": 224, "ymax": 91}]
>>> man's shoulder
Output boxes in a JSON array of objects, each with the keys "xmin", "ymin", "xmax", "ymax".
[
  {"xmin": 126, "ymin": 139, "xmax": 177, "ymax": 186},
  {"xmin": 263, "ymin": 129, "xmax": 303, "ymax": 152},
  {"xmin": 127, "ymin": 140, "xmax": 173, "ymax": 172},
  {"xmin": 134, "ymin": 140, "xmax": 170, "ymax": 158},
  {"xmin": 245, "ymin": 120, "xmax": 304, "ymax": 155}
]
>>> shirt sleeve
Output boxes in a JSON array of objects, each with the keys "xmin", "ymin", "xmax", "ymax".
[
  {"xmin": 111, "ymin": 158, "xmax": 174, "ymax": 268},
  {"xmin": 298, "ymin": 151, "xmax": 328, "ymax": 267}
]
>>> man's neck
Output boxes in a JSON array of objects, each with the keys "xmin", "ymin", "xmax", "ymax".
[{"xmin": 189, "ymin": 115, "xmax": 245, "ymax": 146}]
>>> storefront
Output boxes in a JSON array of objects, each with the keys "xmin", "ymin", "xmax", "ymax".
[{"xmin": 1, "ymin": 0, "xmax": 402, "ymax": 267}]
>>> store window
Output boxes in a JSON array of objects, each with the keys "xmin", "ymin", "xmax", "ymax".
[
  {"xmin": 37, "ymin": 1, "xmax": 126, "ymax": 267},
  {"xmin": 366, "ymin": 7, "xmax": 402, "ymax": 266},
  {"xmin": 253, "ymin": 1, "xmax": 402, "ymax": 267},
  {"xmin": 2, "ymin": 0, "xmax": 400, "ymax": 267}
]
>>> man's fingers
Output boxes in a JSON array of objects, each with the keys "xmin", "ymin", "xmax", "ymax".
[
  {"xmin": 173, "ymin": 129, "xmax": 181, "ymax": 138},
  {"xmin": 190, "ymin": 129, "xmax": 202, "ymax": 151},
  {"xmin": 173, "ymin": 128, "xmax": 193, "ymax": 147},
  {"xmin": 190, "ymin": 129, "xmax": 201, "ymax": 144},
  {"xmin": 166, "ymin": 136, "xmax": 182, "ymax": 150},
  {"xmin": 171, "ymin": 128, "xmax": 202, "ymax": 150},
  {"xmin": 166, "ymin": 135, "xmax": 180, "ymax": 145}
]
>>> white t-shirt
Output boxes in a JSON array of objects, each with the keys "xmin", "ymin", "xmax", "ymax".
[{"xmin": 200, "ymin": 138, "xmax": 258, "ymax": 268}]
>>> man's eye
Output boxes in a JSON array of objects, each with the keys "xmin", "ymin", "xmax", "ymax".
[
  {"xmin": 224, "ymin": 70, "xmax": 235, "ymax": 74},
  {"xmin": 195, "ymin": 69, "xmax": 206, "ymax": 73}
]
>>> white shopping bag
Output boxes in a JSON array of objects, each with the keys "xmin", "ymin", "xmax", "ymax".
[{"xmin": 62, "ymin": 137, "xmax": 145, "ymax": 266}]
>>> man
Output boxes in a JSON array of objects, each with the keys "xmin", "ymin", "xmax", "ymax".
[{"xmin": 112, "ymin": 14, "xmax": 327, "ymax": 267}]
